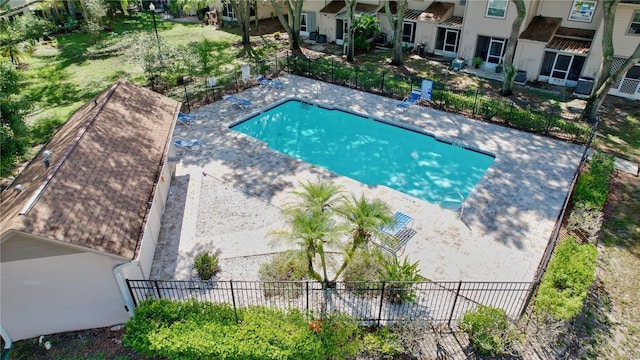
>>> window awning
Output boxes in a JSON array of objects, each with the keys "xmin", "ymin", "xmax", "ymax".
[{"xmin": 547, "ymin": 37, "xmax": 591, "ymax": 54}]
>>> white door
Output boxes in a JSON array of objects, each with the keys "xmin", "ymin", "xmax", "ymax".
[
  {"xmin": 486, "ymin": 38, "xmax": 505, "ymax": 66},
  {"xmin": 300, "ymin": 13, "xmax": 309, "ymax": 36},
  {"xmin": 549, "ymin": 54, "xmax": 572, "ymax": 86},
  {"xmin": 443, "ymin": 29, "xmax": 459, "ymax": 56}
]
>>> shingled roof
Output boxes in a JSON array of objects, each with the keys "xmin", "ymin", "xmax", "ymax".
[{"xmin": 0, "ymin": 80, "xmax": 181, "ymax": 259}]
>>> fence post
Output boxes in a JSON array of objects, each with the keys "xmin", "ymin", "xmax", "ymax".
[
  {"xmin": 381, "ymin": 72, "xmax": 385, "ymax": 95},
  {"xmin": 447, "ymin": 281, "xmax": 462, "ymax": 328},
  {"xmin": 183, "ymin": 83, "xmax": 190, "ymax": 112},
  {"xmin": 287, "ymin": 51, "xmax": 290, "ymax": 74},
  {"xmin": 508, "ymin": 102, "xmax": 515, "ymax": 125},
  {"xmin": 377, "ymin": 281, "xmax": 386, "ymax": 327},
  {"xmin": 545, "ymin": 109, "xmax": 554, "ymax": 135},
  {"xmin": 126, "ymin": 280, "xmax": 138, "ymax": 308},
  {"xmin": 519, "ymin": 280, "xmax": 540, "ymax": 319},
  {"xmin": 472, "ymin": 89, "xmax": 479, "ymax": 117},
  {"xmin": 308, "ymin": 58, "xmax": 311, "ymax": 77},
  {"xmin": 355, "ymin": 66, "xmax": 359, "ymax": 89},
  {"xmin": 234, "ymin": 68, "xmax": 238, "ymax": 93},
  {"xmin": 274, "ymin": 54, "xmax": 278, "ymax": 74},
  {"xmin": 306, "ymin": 281, "xmax": 309, "ymax": 312},
  {"xmin": 331, "ymin": 58, "xmax": 335, "ymax": 83},
  {"xmin": 230, "ymin": 280, "xmax": 239, "ymax": 324},
  {"xmin": 153, "ymin": 280, "xmax": 163, "ymax": 300}
]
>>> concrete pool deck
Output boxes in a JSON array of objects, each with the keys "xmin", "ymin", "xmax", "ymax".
[{"xmin": 150, "ymin": 74, "xmax": 585, "ymax": 283}]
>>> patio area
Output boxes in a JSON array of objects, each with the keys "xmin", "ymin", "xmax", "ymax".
[{"xmin": 150, "ymin": 74, "xmax": 584, "ymax": 284}]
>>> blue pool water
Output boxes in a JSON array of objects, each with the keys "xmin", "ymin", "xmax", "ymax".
[{"xmin": 231, "ymin": 100, "xmax": 494, "ymax": 204}]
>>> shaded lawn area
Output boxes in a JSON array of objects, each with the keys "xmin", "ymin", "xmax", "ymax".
[{"xmin": 20, "ymin": 12, "xmax": 240, "ymax": 135}]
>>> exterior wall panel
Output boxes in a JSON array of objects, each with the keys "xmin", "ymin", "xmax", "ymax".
[{"xmin": 0, "ymin": 252, "xmax": 129, "ymax": 341}]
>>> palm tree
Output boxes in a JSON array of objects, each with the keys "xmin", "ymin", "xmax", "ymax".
[
  {"xmin": 270, "ymin": 180, "xmax": 346, "ymax": 283},
  {"xmin": 269, "ymin": 207, "xmax": 341, "ymax": 282},
  {"xmin": 332, "ymin": 194, "xmax": 394, "ymax": 281},
  {"xmin": 290, "ymin": 179, "xmax": 344, "ymax": 216}
]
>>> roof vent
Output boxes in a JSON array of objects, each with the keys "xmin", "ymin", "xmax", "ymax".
[
  {"xmin": 43, "ymin": 150, "xmax": 52, "ymax": 168},
  {"xmin": 14, "ymin": 184, "xmax": 24, "ymax": 193}
]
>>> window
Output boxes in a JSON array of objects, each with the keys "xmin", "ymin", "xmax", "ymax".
[
  {"xmin": 486, "ymin": 0, "xmax": 508, "ymax": 19},
  {"xmin": 568, "ymin": 0, "xmax": 597, "ymax": 22},
  {"xmin": 629, "ymin": 11, "xmax": 640, "ymax": 35}
]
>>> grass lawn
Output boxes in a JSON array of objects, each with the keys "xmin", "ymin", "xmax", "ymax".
[{"xmin": 19, "ymin": 12, "xmax": 245, "ymax": 137}]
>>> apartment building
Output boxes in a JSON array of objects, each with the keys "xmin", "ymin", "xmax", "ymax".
[{"xmin": 298, "ymin": 0, "xmax": 639, "ymax": 100}]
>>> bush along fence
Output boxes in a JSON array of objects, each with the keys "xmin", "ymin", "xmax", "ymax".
[
  {"xmin": 126, "ymin": 279, "xmax": 533, "ymax": 326},
  {"xmin": 163, "ymin": 51, "xmax": 289, "ymax": 112},
  {"xmin": 284, "ymin": 52, "xmax": 590, "ymax": 144}
]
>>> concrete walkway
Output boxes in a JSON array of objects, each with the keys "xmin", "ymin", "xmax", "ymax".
[{"xmin": 151, "ymin": 74, "xmax": 585, "ymax": 284}]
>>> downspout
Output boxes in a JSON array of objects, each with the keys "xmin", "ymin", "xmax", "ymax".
[
  {"xmin": 113, "ymin": 261, "xmax": 140, "ymax": 317},
  {"xmin": 1, "ymin": 323, "xmax": 12, "ymax": 360}
]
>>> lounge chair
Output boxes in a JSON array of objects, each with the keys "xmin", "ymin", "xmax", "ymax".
[
  {"xmin": 174, "ymin": 139, "xmax": 201, "ymax": 152},
  {"xmin": 396, "ymin": 89, "xmax": 422, "ymax": 110},
  {"xmin": 376, "ymin": 211, "xmax": 415, "ymax": 256},
  {"xmin": 256, "ymin": 75, "xmax": 285, "ymax": 89},
  {"xmin": 223, "ymin": 95, "xmax": 252, "ymax": 111},
  {"xmin": 177, "ymin": 112, "xmax": 196, "ymax": 126}
]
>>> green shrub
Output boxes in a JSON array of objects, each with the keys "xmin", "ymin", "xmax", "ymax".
[
  {"xmin": 362, "ymin": 327, "xmax": 404, "ymax": 359},
  {"xmin": 125, "ymin": 299, "xmax": 366, "ymax": 360},
  {"xmin": 572, "ymin": 152, "xmax": 615, "ymax": 210},
  {"xmin": 259, "ymin": 250, "xmax": 307, "ymax": 298},
  {"xmin": 343, "ymin": 247, "xmax": 389, "ymax": 295},
  {"xmin": 534, "ymin": 236, "xmax": 598, "ymax": 321},
  {"xmin": 459, "ymin": 305, "xmax": 515, "ymax": 356},
  {"xmin": 315, "ymin": 313, "xmax": 363, "ymax": 359},
  {"xmin": 378, "ymin": 256, "xmax": 427, "ymax": 304},
  {"xmin": 193, "ymin": 252, "xmax": 219, "ymax": 280}
]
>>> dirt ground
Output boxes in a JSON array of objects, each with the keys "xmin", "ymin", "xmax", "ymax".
[{"xmin": 7, "ymin": 17, "xmax": 640, "ymax": 360}]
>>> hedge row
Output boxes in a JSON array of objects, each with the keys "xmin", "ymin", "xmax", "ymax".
[{"xmin": 124, "ymin": 299, "xmax": 402, "ymax": 360}]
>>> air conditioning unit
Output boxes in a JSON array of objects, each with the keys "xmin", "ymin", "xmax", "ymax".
[{"xmin": 573, "ymin": 77, "xmax": 594, "ymax": 99}]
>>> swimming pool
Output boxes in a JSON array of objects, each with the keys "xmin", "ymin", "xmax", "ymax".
[{"xmin": 231, "ymin": 100, "xmax": 494, "ymax": 204}]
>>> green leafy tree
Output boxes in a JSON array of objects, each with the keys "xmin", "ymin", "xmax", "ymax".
[
  {"xmin": 227, "ymin": 0, "xmax": 254, "ymax": 47},
  {"xmin": 0, "ymin": 61, "xmax": 29, "ymax": 176},
  {"xmin": 82, "ymin": 0, "xmax": 108, "ymax": 41},
  {"xmin": 126, "ymin": 32, "xmax": 171, "ymax": 89},
  {"xmin": 352, "ymin": 13, "xmax": 380, "ymax": 51},
  {"xmin": 501, "ymin": 0, "xmax": 526, "ymax": 96},
  {"xmin": 581, "ymin": 0, "xmax": 640, "ymax": 121},
  {"xmin": 333, "ymin": 194, "xmax": 393, "ymax": 281},
  {"xmin": 384, "ymin": 0, "xmax": 408, "ymax": 66},
  {"xmin": 271, "ymin": 0, "xmax": 303, "ymax": 51},
  {"xmin": 0, "ymin": 13, "xmax": 54, "ymax": 64}
]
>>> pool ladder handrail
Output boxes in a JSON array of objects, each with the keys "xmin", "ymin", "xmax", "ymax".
[{"xmin": 439, "ymin": 190, "xmax": 465, "ymax": 218}]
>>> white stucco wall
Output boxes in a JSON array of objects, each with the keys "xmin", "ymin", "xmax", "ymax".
[
  {"xmin": 0, "ymin": 252, "xmax": 132, "ymax": 341},
  {"xmin": 536, "ymin": 0, "xmax": 603, "ymax": 30},
  {"xmin": 137, "ymin": 158, "xmax": 174, "ymax": 278},
  {"xmin": 513, "ymin": 38, "xmax": 546, "ymax": 80},
  {"xmin": 459, "ymin": 0, "xmax": 535, "ymax": 64}
]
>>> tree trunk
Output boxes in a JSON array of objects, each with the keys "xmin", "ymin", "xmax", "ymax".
[
  {"xmin": 581, "ymin": 0, "xmax": 640, "ymax": 122},
  {"xmin": 345, "ymin": 0, "xmax": 356, "ymax": 62},
  {"xmin": 230, "ymin": 0, "xmax": 252, "ymax": 47},
  {"xmin": 501, "ymin": 0, "xmax": 526, "ymax": 96},
  {"xmin": 385, "ymin": 0, "xmax": 407, "ymax": 66},
  {"xmin": 271, "ymin": 0, "xmax": 302, "ymax": 51}
]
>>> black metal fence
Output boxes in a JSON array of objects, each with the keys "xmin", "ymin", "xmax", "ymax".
[
  {"xmin": 126, "ymin": 279, "xmax": 534, "ymax": 326},
  {"xmin": 285, "ymin": 53, "xmax": 590, "ymax": 144}
]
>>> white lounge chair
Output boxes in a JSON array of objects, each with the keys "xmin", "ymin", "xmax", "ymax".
[
  {"xmin": 175, "ymin": 139, "xmax": 201, "ymax": 152},
  {"xmin": 177, "ymin": 112, "xmax": 196, "ymax": 126},
  {"xmin": 396, "ymin": 89, "xmax": 422, "ymax": 110},
  {"xmin": 256, "ymin": 75, "xmax": 285, "ymax": 89},
  {"xmin": 376, "ymin": 211, "xmax": 414, "ymax": 256},
  {"xmin": 223, "ymin": 95, "xmax": 252, "ymax": 111}
]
